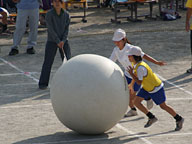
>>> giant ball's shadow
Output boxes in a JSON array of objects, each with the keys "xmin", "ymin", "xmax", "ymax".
[{"xmin": 13, "ymin": 131, "xmax": 144, "ymax": 144}]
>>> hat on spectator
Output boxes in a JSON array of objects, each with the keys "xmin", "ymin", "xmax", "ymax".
[
  {"xmin": 126, "ymin": 46, "xmax": 142, "ymax": 56},
  {"xmin": 112, "ymin": 29, "xmax": 126, "ymax": 41}
]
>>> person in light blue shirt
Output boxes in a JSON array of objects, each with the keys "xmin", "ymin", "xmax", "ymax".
[{"xmin": 9, "ymin": 0, "xmax": 42, "ymax": 56}]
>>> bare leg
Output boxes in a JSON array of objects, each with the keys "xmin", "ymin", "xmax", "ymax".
[
  {"xmin": 129, "ymin": 90, "xmax": 136, "ymax": 108},
  {"xmin": 134, "ymin": 96, "xmax": 149, "ymax": 114},
  {"xmin": 124, "ymin": 90, "xmax": 138, "ymax": 117},
  {"xmin": 159, "ymin": 102, "xmax": 177, "ymax": 117}
]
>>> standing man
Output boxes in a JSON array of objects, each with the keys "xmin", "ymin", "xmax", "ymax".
[
  {"xmin": 38, "ymin": 0, "xmax": 71, "ymax": 90},
  {"xmin": 186, "ymin": 0, "xmax": 192, "ymax": 73},
  {"xmin": 9, "ymin": 0, "xmax": 42, "ymax": 56}
]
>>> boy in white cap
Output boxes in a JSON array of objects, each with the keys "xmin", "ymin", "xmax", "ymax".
[
  {"xmin": 110, "ymin": 28, "xmax": 165, "ymax": 117},
  {"xmin": 126, "ymin": 46, "xmax": 184, "ymax": 130}
]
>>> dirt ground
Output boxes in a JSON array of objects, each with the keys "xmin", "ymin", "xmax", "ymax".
[{"xmin": 0, "ymin": 2, "xmax": 192, "ymax": 144}]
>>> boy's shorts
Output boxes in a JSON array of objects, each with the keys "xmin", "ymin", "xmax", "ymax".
[
  {"xmin": 125, "ymin": 75, "xmax": 140, "ymax": 92},
  {"xmin": 137, "ymin": 87, "xmax": 166, "ymax": 105}
]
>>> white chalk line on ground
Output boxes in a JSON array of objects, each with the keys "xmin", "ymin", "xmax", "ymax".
[
  {"xmin": 0, "ymin": 103, "xmax": 51, "ymax": 109},
  {"xmin": 116, "ymin": 124, "xmax": 153, "ymax": 144},
  {"xmin": 156, "ymin": 74, "xmax": 192, "ymax": 96},
  {"xmin": 0, "ymin": 82, "xmax": 37, "ymax": 87},
  {"xmin": 0, "ymin": 72, "xmax": 39, "ymax": 76},
  {"xmin": 0, "ymin": 91, "xmax": 49, "ymax": 98},
  {"xmin": 0, "ymin": 57, "xmax": 39, "ymax": 83}
]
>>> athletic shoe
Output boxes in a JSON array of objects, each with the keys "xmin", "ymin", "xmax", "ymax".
[
  {"xmin": 186, "ymin": 68, "xmax": 192, "ymax": 74},
  {"xmin": 144, "ymin": 117, "xmax": 158, "ymax": 128},
  {"xmin": 124, "ymin": 109, "xmax": 138, "ymax": 117},
  {"xmin": 9, "ymin": 48, "xmax": 19, "ymax": 56},
  {"xmin": 27, "ymin": 47, "xmax": 35, "ymax": 54},
  {"xmin": 175, "ymin": 118, "xmax": 184, "ymax": 131},
  {"xmin": 146, "ymin": 99, "xmax": 153, "ymax": 110},
  {"xmin": 39, "ymin": 85, "xmax": 47, "ymax": 90}
]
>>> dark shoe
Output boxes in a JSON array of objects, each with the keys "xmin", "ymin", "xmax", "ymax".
[
  {"xmin": 39, "ymin": 85, "xmax": 47, "ymax": 90},
  {"xmin": 175, "ymin": 118, "xmax": 184, "ymax": 131},
  {"xmin": 186, "ymin": 68, "xmax": 192, "ymax": 73},
  {"xmin": 27, "ymin": 47, "xmax": 35, "ymax": 54},
  {"xmin": 9, "ymin": 48, "xmax": 19, "ymax": 56},
  {"xmin": 144, "ymin": 117, "xmax": 158, "ymax": 128}
]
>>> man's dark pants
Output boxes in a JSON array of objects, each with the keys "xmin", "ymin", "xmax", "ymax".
[{"xmin": 39, "ymin": 40, "xmax": 71, "ymax": 87}]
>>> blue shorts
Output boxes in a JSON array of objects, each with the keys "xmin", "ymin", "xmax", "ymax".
[
  {"xmin": 125, "ymin": 75, "xmax": 141, "ymax": 92},
  {"xmin": 137, "ymin": 87, "xmax": 166, "ymax": 105}
]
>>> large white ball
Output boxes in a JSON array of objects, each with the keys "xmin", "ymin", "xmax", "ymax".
[{"xmin": 50, "ymin": 54, "xmax": 129, "ymax": 134}]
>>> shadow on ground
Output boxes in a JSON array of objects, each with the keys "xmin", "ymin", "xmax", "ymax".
[
  {"xmin": 163, "ymin": 72, "xmax": 192, "ymax": 90},
  {"xmin": 13, "ymin": 131, "xmax": 142, "ymax": 144},
  {"xmin": 13, "ymin": 129, "xmax": 178, "ymax": 144}
]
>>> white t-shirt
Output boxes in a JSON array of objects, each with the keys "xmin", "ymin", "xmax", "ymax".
[{"xmin": 109, "ymin": 43, "xmax": 145, "ymax": 78}]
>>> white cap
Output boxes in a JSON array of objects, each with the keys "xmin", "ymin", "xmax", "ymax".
[
  {"xmin": 126, "ymin": 46, "xmax": 142, "ymax": 56},
  {"xmin": 112, "ymin": 29, "xmax": 126, "ymax": 41}
]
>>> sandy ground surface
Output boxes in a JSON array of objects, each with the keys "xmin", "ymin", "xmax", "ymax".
[{"xmin": 0, "ymin": 3, "xmax": 192, "ymax": 144}]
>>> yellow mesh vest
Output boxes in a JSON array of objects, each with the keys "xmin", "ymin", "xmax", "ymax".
[{"xmin": 134, "ymin": 61, "xmax": 162, "ymax": 92}]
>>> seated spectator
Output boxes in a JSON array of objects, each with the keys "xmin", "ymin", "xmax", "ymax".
[{"xmin": 0, "ymin": 7, "xmax": 9, "ymax": 32}]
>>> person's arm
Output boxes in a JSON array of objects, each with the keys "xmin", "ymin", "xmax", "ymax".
[
  {"xmin": 109, "ymin": 48, "xmax": 117, "ymax": 62},
  {"xmin": 186, "ymin": 8, "xmax": 192, "ymax": 32},
  {"xmin": 143, "ymin": 54, "xmax": 166, "ymax": 66},
  {"xmin": 127, "ymin": 66, "xmax": 142, "ymax": 85},
  {"xmin": 61, "ymin": 12, "xmax": 70, "ymax": 44}
]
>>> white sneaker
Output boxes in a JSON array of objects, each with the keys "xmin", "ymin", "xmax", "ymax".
[
  {"xmin": 146, "ymin": 99, "xmax": 153, "ymax": 110},
  {"xmin": 124, "ymin": 109, "xmax": 138, "ymax": 117}
]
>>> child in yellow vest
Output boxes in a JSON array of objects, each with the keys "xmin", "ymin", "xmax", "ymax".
[{"xmin": 126, "ymin": 46, "xmax": 184, "ymax": 131}]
